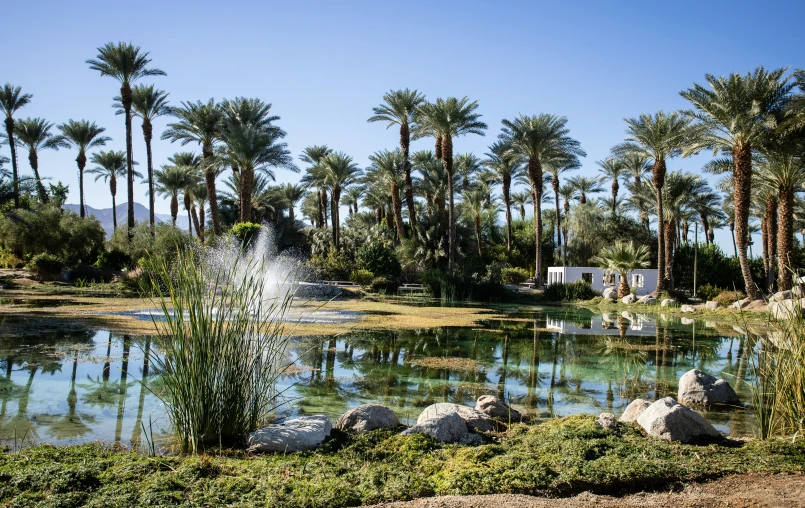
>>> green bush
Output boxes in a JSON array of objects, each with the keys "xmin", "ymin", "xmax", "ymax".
[
  {"xmin": 308, "ymin": 251, "xmax": 355, "ymax": 281},
  {"xmin": 67, "ymin": 264, "xmax": 112, "ymax": 284},
  {"xmin": 350, "ymin": 269, "xmax": 374, "ymax": 287},
  {"xmin": 95, "ymin": 249, "xmax": 131, "ymax": 271},
  {"xmin": 714, "ymin": 290, "xmax": 744, "ymax": 305},
  {"xmin": 357, "ymin": 241, "xmax": 401, "ymax": 279},
  {"xmin": 542, "ymin": 281, "xmax": 597, "ymax": 302},
  {"xmin": 696, "ymin": 283, "xmax": 723, "ymax": 302},
  {"xmin": 108, "ymin": 222, "xmax": 194, "ymax": 268},
  {"xmin": 29, "ymin": 253, "xmax": 64, "ymax": 281},
  {"xmin": 0, "ymin": 247, "xmax": 22, "ymax": 268},
  {"xmin": 501, "ymin": 267, "xmax": 530, "ymax": 285},
  {"xmin": 370, "ymin": 276, "xmax": 398, "ymax": 294},
  {"xmin": 231, "ymin": 222, "xmax": 264, "ymax": 246}
]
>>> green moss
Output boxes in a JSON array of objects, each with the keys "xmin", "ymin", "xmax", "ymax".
[{"xmin": 1, "ymin": 415, "xmax": 803, "ymax": 507}]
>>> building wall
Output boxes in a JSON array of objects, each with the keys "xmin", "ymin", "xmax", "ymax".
[{"xmin": 547, "ymin": 267, "xmax": 658, "ymax": 296}]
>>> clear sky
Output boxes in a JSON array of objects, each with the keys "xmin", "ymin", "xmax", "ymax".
[{"xmin": 3, "ymin": 0, "xmax": 803, "ymax": 251}]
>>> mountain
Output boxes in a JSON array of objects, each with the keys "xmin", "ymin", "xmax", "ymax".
[{"xmin": 63, "ymin": 202, "xmax": 191, "ymax": 237}]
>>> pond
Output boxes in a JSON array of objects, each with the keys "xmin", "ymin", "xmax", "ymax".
[{"xmin": 0, "ymin": 306, "xmax": 760, "ymax": 448}]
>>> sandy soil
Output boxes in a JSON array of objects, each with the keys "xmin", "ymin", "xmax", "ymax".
[{"xmin": 367, "ymin": 473, "xmax": 805, "ymax": 508}]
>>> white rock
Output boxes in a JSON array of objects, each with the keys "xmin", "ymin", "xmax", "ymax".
[
  {"xmin": 602, "ymin": 287, "xmax": 617, "ymax": 300},
  {"xmin": 637, "ymin": 397, "xmax": 721, "ymax": 443},
  {"xmin": 247, "ymin": 415, "xmax": 332, "ymax": 452},
  {"xmin": 681, "ymin": 317, "xmax": 695, "ymax": 325},
  {"xmin": 677, "ymin": 369, "xmax": 740, "ymax": 407},
  {"xmin": 621, "ymin": 311, "xmax": 634, "ymax": 320},
  {"xmin": 401, "ymin": 411, "xmax": 468, "ymax": 443},
  {"xmin": 637, "ymin": 295, "xmax": 657, "ymax": 305},
  {"xmin": 731, "ymin": 298, "xmax": 751, "ymax": 309},
  {"xmin": 792, "ymin": 285, "xmax": 804, "ymax": 297},
  {"xmin": 769, "ymin": 299, "xmax": 804, "ymax": 320},
  {"xmin": 596, "ymin": 412, "xmax": 618, "ymax": 431},
  {"xmin": 705, "ymin": 301, "xmax": 722, "ymax": 311},
  {"xmin": 622, "ymin": 294, "xmax": 637, "ymax": 304},
  {"xmin": 771, "ymin": 290, "xmax": 792, "ymax": 302},
  {"xmin": 335, "ymin": 404, "xmax": 399, "ymax": 432},
  {"xmin": 619, "ymin": 399, "xmax": 652, "ymax": 422},
  {"xmin": 475, "ymin": 395, "xmax": 522, "ymax": 422},
  {"xmin": 661, "ymin": 299, "xmax": 677, "ymax": 307},
  {"xmin": 418, "ymin": 403, "xmax": 496, "ymax": 432},
  {"xmin": 680, "ymin": 304, "xmax": 696, "ymax": 313}
]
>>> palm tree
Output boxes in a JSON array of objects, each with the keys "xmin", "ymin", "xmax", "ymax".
[
  {"xmin": 368, "ymin": 88, "xmax": 425, "ymax": 230},
  {"xmin": 155, "ymin": 164, "xmax": 195, "ymax": 226},
  {"xmin": 115, "ymin": 85, "xmax": 170, "ymax": 230},
  {"xmin": 87, "ymin": 42, "xmax": 165, "ymax": 239},
  {"xmin": 613, "ymin": 111, "xmax": 695, "ymax": 293},
  {"xmin": 511, "ymin": 191, "xmax": 531, "ymax": 221},
  {"xmin": 168, "ymin": 152, "xmax": 201, "ymax": 234},
  {"xmin": 87, "ymin": 150, "xmax": 141, "ymax": 229},
  {"xmin": 681, "ymin": 67, "xmax": 793, "ymax": 300},
  {"xmin": 499, "ymin": 114, "xmax": 585, "ymax": 285},
  {"xmin": 300, "ymin": 145, "xmax": 333, "ymax": 229},
  {"xmin": 13, "ymin": 118, "xmax": 68, "ymax": 203},
  {"xmin": 414, "ymin": 150, "xmax": 448, "ymax": 237},
  {"xmin": 58, "ymin": 120, "xmax": 111, "ymax": 218},
  {"xmin": 596, "ymin": 158, "xmax": 626, "ymax": 213},
  {"xmin": 484, "ymin": 141, "xmax": 523, "ymax": 253},
  {"xmin": 415, "ymin": 97, "xmax": 487, "ymax": 273},
  {"xmin": 620, "ymin": 154, "xmax": 651, "ymax": 228},
  {"xmin": 367, "ymin": 150, "xmax": 407, "ymax": 243},
  {"xmin": 190, "ymin": 181, "xmax": 208, "ymax": 241},
  {"xmin": 342, "ymin": 186, "xmax": 364, "ymax": 216},
  {"xmin": 558, "ymin": 184, "xmax": 575, "ymax": 263},
  {"xmin": 567, "ymin": 175, "xmax": 603, "ymax": 204},
  {"xmin": 543, "ymin": 155, "xmax": 580, "ymax": 262},
  {"xmin": 592, "ymin": 242, "xmax": 650, "ymax": 298},
  {"xmin": 0, "ymin": 84, "xmax": 32, "ymax": 208},
  {"xmin": 320, "ymin": 152, "xmax": 361, "ymax": 250},
  {"xmin": 162, "ymin": 99, "xmax": 224, "ymax": 235},
  {"xmin": 277, "ymin": 183, "xmax": 307, "ymax": 223},
  {"xmin": 462, "ymin": 187, "xmax": 486, "ymax": 257}
]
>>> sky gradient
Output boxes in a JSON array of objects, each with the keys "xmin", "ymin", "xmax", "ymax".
[{"xmin": 3, "ymin": 0, "xmax": 804, "ymax": 251}]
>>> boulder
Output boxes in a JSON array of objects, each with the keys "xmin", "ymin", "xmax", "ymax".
[
  {"xmin": 247, "ymin": 415, "xmax": 332, "ymax": 452},
  {"xmin": 661, "ymin": 299, "xmax": 677, "ymax": 307},
  {"xmin": 746, "ymin": 299, "xmax": 768, "ymax": 311},
  {"xmin": 771, "ymin": 290, "xmax": 792, "ymax": 302},
  {"xmin": 602, "ymin": 287, "xmax": 617, "ymax": 300},
  {"xmin": 619, "ymin": 399, "xmax": 652, "ymax": 422},
  {"xmin": 681, "ymin": 317, "xmax": 695, "ymax": 325},
  {"xmin": 637, "ymin": 397, "xmax": 721, "ymax": 443},
  {"xmin": 418, "ymin": 403, "xmax": 496, "ymax": 432},
  {"xmin": 769, "ymin": 299, "xmax": 804, "ymax": 320},
  {"xmin": 596, "ymin": 412, "xmax": 618, "ymax": 431},
  {"xmin": 622, "ymin": 294, "xmax": 637, "ymax": 304},
  {"xmin": 731, "ymin": 298, "xmax": 751, "ymax": 310},
  {"xmin": 792, "ymin": 285, "xmax": 804, "ymax": 297},
  {"xmin": 335, "ymin": 404, "xmax": 399, "ymax": 432},
  {"xmin": 637, "ymin": 295, "xmax": 657, "ymax": 305},
  {"xmin": 475, "ymin": 395, "xmax": 522, "ymax": 422},
  {"xmin": 677, "ymin": 369, "xmax": 740, "ymax": 407},
  {"xmin": 402, "ymin": 411, "xmax": 468, "ymax": 443},
  {"xmin": 705, "ymin": 301, "xmax": 722, "ymax": 311},
  {"xmin": 680, "ymin": 304, "xmax": 696, "ymax": 313}
]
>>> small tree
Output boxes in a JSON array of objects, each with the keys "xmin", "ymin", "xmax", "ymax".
[{"xmin": 592, "ymin": 241, "xmax": 650, "ymax": 298}]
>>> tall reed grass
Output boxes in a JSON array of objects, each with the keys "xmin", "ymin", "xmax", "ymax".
[{"xmin": 147, "ymin": 246, "xmax": 295, "ymax": 453}]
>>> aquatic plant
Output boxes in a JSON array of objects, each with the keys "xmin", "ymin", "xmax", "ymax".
[{"xmin": 147, "ymin": 238, "xmax": 295, "ymax": 452}]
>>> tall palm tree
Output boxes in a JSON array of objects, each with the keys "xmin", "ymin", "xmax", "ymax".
[
  {"xmin": 681, "ymin": 67, "xmax": 793, "ymax": 299},
  {"xmin": 167, "ymin": 152, "xmax": 202, "ymax": 234},
  {"xmin": 320, "ymin": 152, "xmax": 361, "ymax": 250},
  {"xmin": 368, "ymin": 88, "xmax": 425, "ymax": 229},
  {"xmin": 558, "ymin": 184, "xmax": 575, "ymax": 263},
  {"xmin": 462, "ymin": 187, "xmax": 486, "ymax": 257},
  {"xmin": 484, "ymin": 141, "xmax": 523, "ymax": 253},
  {"xmin": 0, "ymin": 84, "xmax": 32, "ymax": 208},
  {"xmin": 115, "ymin": 85, "xmax": 170, "ymax": 230},
  {"xmin": 162, "ymin": 99, "xmax": 224, "ymax": 235},
  {"xmin": 155, "ymin": 164, "xmax": 195, "ymax": 226},
  {"xmin": 342, "ymin": 185, "xmax": 364, "ymax": 216},
  {"xmin": 596, "ymin": 158, "xmax": 626, "ymax": 213},
  {"xmin": 414, "ymin": 150, "xmax": 448, "ymax": 236},
  {"xmin": 511, "ymin": 191, "xmax": 531, "ymax": 221},
  {"xmin": 367, "ymin": 150, "xmax": 407, "ymax": 243},
  {"xmin": 567, "ymin": 175, "xmax": 603, "ymax": 205},
  {"xmin": 87, "ymin": 42, "xmax": 165, "ymax": 239},
  {"xmin": 58, "ymin": 120, "xmax": 111, "ymax": 218},
  {"xmin": 87, "ymin": 150, "xmax": 141, "ymax": 230},
  {"xmin": 499, "ymin": 114, "xmax": 584, "ymax": 285},
  {"xmin": 543, "ymin": 155, "xmax": 580, "ymax": 262},
  {"xmin": 300, "ymin": 145, "xmax": 333, "ymax": 229},
  {"xmin": 415, "ymin": 97, "xmax": 487, "ymax": 273},
  {"xmin": 13, "ymin": 118, "xmax": 68, "ymax": 203},
  {"xmin": 613, "ymin": 111, "xmax": 695, "ymax": 293},
  {"xmin": 592, "ymin": 242, "xmax": 650, "ymax": 298},
  {"xmin": 190, "ymin": 180, "xmax": 208, "ymax": 241},
  {"xmin": 620, "ymin": 153, "xmax": 651, "ymax": 229},
  {"xmin": 277, "ymin": 183, "xmax": 307, "ymax": 223}
]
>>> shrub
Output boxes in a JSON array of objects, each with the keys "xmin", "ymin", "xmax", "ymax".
[
  {"xmin": 542, "ymin": 281, "xmax": 597, "ymax": 302},
  {"xmin": 231, "ymin": 222, "xmax": 264, "ymax": 246},
  {"xmin": 350, "ymin": 269, "xmax": 374, "ymax": 287},
  {"xmin": 714, "ymin": 290, "xmax": 744, "ymax": 305},
  {"xmin": 501, "ymin": 267, "xmax": 530, "ymax": 285},
  {"xmin": 696, "ymin": 283, "xmax": 723, "ymax": 302},
  {"xmin": 308, "ymin": 251, "xmax": 354, "ymax": 281},
  {"xmin": 357, "ymin": 241, "xmax": 401, "ymax": 279},
  {"xmin": 0, "ymin": 247, "xmax": 22, "ymax": 268},
  {"xmin": 67, "ymin": 263, "xmax": 112, "ymax": 284},
  {"xmin": 108, "ymin": 222, "xmax": 194, "ymax": 268},
  {"xmin": 95, "ymin": 249, "xmax": 131, "ymax": 271},
  {"xmin": 370, "ymin": 276, "xmax": 398, "ymax": 294},
  {"xmin": 29, "ymin": 253, "xmax": 65, "ymax": 281}
]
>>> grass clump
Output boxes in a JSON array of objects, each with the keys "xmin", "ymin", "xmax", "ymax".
[
  {"xmin": 1, "ymin": 415, "xmax": 804, "ymax": 507},
  {"xmin": 542, "ymin": 281, "xmax": 597, "ymax": 302}
]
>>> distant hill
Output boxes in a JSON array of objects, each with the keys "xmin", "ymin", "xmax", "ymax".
[{"xmin": 63, "ymin": 202, "xmax": 190, "ymax": 237}]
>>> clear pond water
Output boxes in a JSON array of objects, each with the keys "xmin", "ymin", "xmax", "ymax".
[{"xmin": 0, "ymin": 306, "xmax": 760, "ymax": 448}]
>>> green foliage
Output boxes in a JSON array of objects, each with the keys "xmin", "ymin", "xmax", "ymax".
[
  {"xmin": 231, "ymin": 222, "xmax": 264, "ymax": 246},
  {"xmin": 357, "ymin": 241, "xmax": 401, "ymax": 279},
  {"xmin": 501, "ymin": 267, "xmax": 530, "ymax": 285},
  {"xmin": 95, "ymin": 249, "xmax": 131, "ymax": 271},
  {"xmin": 369, "ymin": 276, "xmax": 398, "ymax": 294},
  {"xmin": 542, "ymin": 281, "xmax": 597, "ymax": 302},
  {"xmin": 108, "ymin": 222, "xmax": 193, "ymax": 268},
  {"xmin": 714, "ymin": 290, "xmax": 745, "ymax": 305},
  {"xmin": 674, "ymin": 243, "xmax": 764, "ymax": 293},
  {"xmin": 0, "ymin": 247, "xmax": 22, "ymax": 268},
  {"xmin": 67, "ymin": 264, "xmax": 112, "ymax": 284},
  {"xmin": 28, "ymin": 253, "xmax": 64, "ymax": 280},
  {"xmin": 349, "ymin": 269, "xmax": 374, "ymax": 287},
  {"xmin": 309, "ymin": 251, "xmax": 355, "ymax": 281},
  {"xmin": 695, "ymin": 283, "xmax": 723, "ymax": 302}
]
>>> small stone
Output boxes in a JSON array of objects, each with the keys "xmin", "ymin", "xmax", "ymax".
[
  {"xmin": 596, "ymin": 412, "xmax": 618, "ymax": 431},
  {"xmin": 402, "ymin": 411, "xmax": 467, "ymax": 443},
  {"xmin": 619, "ymin": 399, "xmax": 652, "ymax": 422},
  {"xmin": 661, "ymin": 299, "xmax": 677, "ymax": 307},
  {"xmin": 335, "ymin": 404, "xmax": 399, "ymax": 432},
  {"xmin": 247, "ymin": 415, "xmax": 332, "ymax": 452},
  {"xmin": 678, "ymin": 369, "xmax": 740, "ymax": 407},
  {"xmin": 475, "ymin": 395, "xmax": 522, "ymax": 422},
  {"xmin": 705, "ymin": 301, "xmax": 722, "ymax": 311},
  {"xmin": 680, "ymin": 304, "xmax": 696, "ymax": 313},
  {"xmin": 637, "ymin": 397, "xmax": 721, "ymax": 443},
  {"xmin": 622, "ymin": 294, "xmax": 637, "ymax": 304}
]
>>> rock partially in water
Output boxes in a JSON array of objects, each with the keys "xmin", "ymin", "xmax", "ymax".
[
  {"xmin": 247, "ymin": 415, "xmax": 332, "ymax": 452},
  {"xmin": 678, "ymin": 369, "xmax": 740, "ymax": 407},
  {"xmin": 475, "ymin": 395, "xmax": 522, "ymax": 422},
  {"xmin": 336, "ymin": 404, "xmax": 399, "ymax": 432},
  {"xmin": 402, "ymin": 411, "xmax": 468, "ymax": 443},
  {"xmin": 619, "ymin": 399, "xmax": 652, "ymax": 422},
  {"xmin": 418, "ymin": 403, "xmax": 497, "ymax": 432},
  {"xmin": 596, "ymin": 412, "xmax": 618, "ymax": 431},
  {"xmin": 637, "ymin": 397, "xmax": 721, "ymax": 443}
]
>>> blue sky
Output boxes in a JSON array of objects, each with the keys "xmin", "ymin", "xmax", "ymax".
[{"xmin": 3, "ymin": 0, "xmax": 803, "ymax": 251}]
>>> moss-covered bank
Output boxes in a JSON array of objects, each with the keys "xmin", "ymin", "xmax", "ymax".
[{"xmin": 1, "ymin": 416, "xmax": 803, "ymax": 507}]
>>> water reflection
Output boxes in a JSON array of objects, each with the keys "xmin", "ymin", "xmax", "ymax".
[{"xmin": 0, "ymin": 307, "xmax": 761, "ymax": 447}]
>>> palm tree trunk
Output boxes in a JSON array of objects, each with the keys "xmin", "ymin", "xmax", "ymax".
[
  {"xmin": 474, "ymin": 214, "xmax": 482, "ymax": 257},
  {"xmin": 664, "ymin": 221, "xmax": 675, "ymax": 289},
  {"xmin": 142, "ymin": 119, "xmax": 155, "ymax": 232},
  {"xmin": 111, "ymin": 181, "xmax": 117, "ymax": 230},
  {"xmin": 442, "ymin": 135, "xmax": 456, "ymax": 273},
  {"xmin": 401, "ymin": 123, "xmax": 416, "ymax": 230},
  {"xmin": 390, "ymin": 181, "xmax": 405, "ymax": 244},
  {"xmin": 320, "ymin": 188, "xmax": 328, "ymax": 229},
  {"xmin": 653, "ymin": 159, "xmax": 666, "ymax": 293},
  {"xmin": 730, "ymin": 222, "xmax": 737, "ymax": 258},
  {"xmin": 766, "ymin": 197, "xmax": 777, "ymax": 292},
  {"xmin": 203, "ymin": 146, "xmax": 222, "ymax": 236},
  {"xmin": 331, "ymin": 186, "xmax": 341, "ymax": 251},
  {"xmin": 76, "ymin": 151, "xmax": 86, "ymax": 217},
  {"xmin": 563, "ymin": 198, "xmax": 570, "ymax": 264},
  {"xmin": 4, "ymin": 118, "xmax": 19, "ymax": 208},
  {"xmin": 503, "ymin": 173, "xmax": 512, "ymax": 254},
  {"xmin": 121, "ymin": 83, "xmax": 135, "ymax": 240},
  {"xmin": 552, "ymin": 178, "xmax": 562, "ymax": 263},
  {"xmin": 733, "ymin": 145, "xmax": 758, "ymax": 300},
  {"xmin": 240, "ymin": 168, "xmax": 254, "ymax": 223},
  {"xmin": 611, "ymin": 179, "xmax": 618, "ymax": 213},
  {"xmin": 528, "ymin": 157, "xmax": 543, "ymax": 286},
  {"xmin": 778, "ymin": 189, "xmax": 794, "ymax": 290},
  {"xmin": 617, "ymin": 275, "xmax": 630, "ymax": 299},
  {"xmin": 192, "ymin": 207, "xmax": 202, "ymax": 240},
  {"xmin": 199, "ymin": 205, "xmax": 206, "ymax": 242},
  {"xmin": 170, "ymin": 195, "xmax": 178, "ymax": 225},
  {"xmin": 28, "ymin": 150, "xmax": 48, "ymax": 203}
]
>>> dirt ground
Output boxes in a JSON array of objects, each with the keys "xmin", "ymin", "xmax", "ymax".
[{"xmin": 367, "ymin": 473, "xmax": 805, "ymax": 508}]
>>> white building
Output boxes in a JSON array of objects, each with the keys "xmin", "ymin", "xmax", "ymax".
[{"xmin": 546, "ymin": 267, "xmax": 658, "ymax": 296}]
